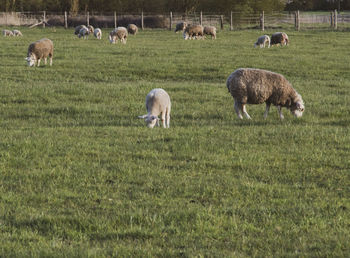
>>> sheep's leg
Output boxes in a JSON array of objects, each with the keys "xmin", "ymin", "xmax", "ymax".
[
  {"xmin": 44, "ymin": 58, "xmax": 47, "ymax": 65},
  {"xmin": 277, "ymin": 106, "xmax": 284, "ymax": 119},
  {"xmin": 234, "ymin": 102, "xmax": 243, "ymax": 119},
  {"xmin": 49, "ymin": 57, "xmax": 53, "ymax": 66},
  {"xmin": 161, "ymin": 112, "xmax": 166, "ymax": 128},
  {"xmin": 37, "ymin": 59, "xmax": 41, "ymax": 67},
  {"xmin": 242, "ymin": 104, "xmax": 252, "ymax": 119},
  {"xmin": 264, "ymin": 103, "xmax": 271, "ymax": 119}
]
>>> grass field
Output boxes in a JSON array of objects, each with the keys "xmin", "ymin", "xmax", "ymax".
[{"xmin": 0, "ymin": 26, "xmax": 349, "ymax": 257}]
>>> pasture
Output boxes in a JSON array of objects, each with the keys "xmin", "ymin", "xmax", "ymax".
[{"xmin": 0, "ymin": 27, "xmax": 349, "ymax": 256}]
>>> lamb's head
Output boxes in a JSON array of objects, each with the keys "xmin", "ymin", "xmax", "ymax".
[
  {"xmin": 290, "ymin": 94, "xmax": 304, "ymax": 118},
  {"xmin": 25, "ymin": 54, "xmax": 36, "ymax": 67},
  {"xmin": 138, "ymin": 114, "xmax": 159, "ymax": 128}
]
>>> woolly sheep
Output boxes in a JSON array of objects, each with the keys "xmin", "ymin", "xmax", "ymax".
[
  {"xmin": 2, "ymin": 29, "xmax": 14, "ymax": 36},
  {"xmin": 175, "ymin": 22, "xmax": 187, "ymax": 33},
  {"xmin": 138, "ymin": 88, "xmax": 171, "ymax": 128},
  {"xmin": 25, "ymin": 38, "xmax": 54, "ymax": 67},
  {"xmin": 183, "ymin": 25, "xmax": 204, "ymax": 40},
  {"xmin": 254, "ymin": 35, "xmax": 270, "ymax": 48},
  {"xmin": 12, "ymin": 30, "xmax": 23, "ymax": 36},
  {"xmin": 87, "ymin": 25, "xmax": 94, "ymax": 34},
  {"xmin": 271, "ymin": 32, "xmax": 289, "ymax": 46},
  {"xmin": 74, "ymin": 25, "xmax": 86, "ymax": 35},
  {"xmin": 203, "ymin": 26, "xmax": 216, "ymax": 39},
  {"xmin": 109, "ymin": 27, "xmax": 128, "ymax": 44},
  {"xmin": 93, "ymin": 28, "xmax": 102, "ymax": 39},
  {"xmin": 78, "ymin": 27, "xmax": 90, "ymax": 39},
  {"xmin": 127, "ymin": 24, "xmax": 138, "ymax": 35},
  {"xmin": 226, "ymin": 68, "xmax": 304, "ymax": 120}
]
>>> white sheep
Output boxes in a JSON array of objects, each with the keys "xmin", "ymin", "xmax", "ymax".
[
  {"xmin": 93, "ymin": 28, "xmax": 102, "ymax": 39},
  {"xmin": 78, "ymin": 27, "xmax": 90, "ymax": 39},
  {"xmin": 138, "ymin": 88, "xmax": 171, "ymax": 128},
  {"xmin": 109, "ymin": 27, "xmax": 128, "ymax": 44},
  {"xmin": 254, "ymin": 35, "xmax": 270, "ymax": 48},
  {"xmin": 203, "ymin": 26, "xmax": 216, "ymax": 39},
  {"xmin": 2, "ymin": 29, "xmax": 14, "ymax": 37},
  {"xmin": 12, "ymin": 30, "xmax": 23, "ymax": 36},
  {"xmin": 226, "ymin": 68, "xmax": 304, "ymax": 120},
  {"xmin": 25, "ymin": 38, "xmax": 54, "ymax": 67}
]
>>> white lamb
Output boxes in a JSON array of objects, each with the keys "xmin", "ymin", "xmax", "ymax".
[
  {"xmin": 78, "ymin": 27, "xmax": 90, "ymax": 39},
  {"xmin": 94, "ymin": 28, "xmax": 102, "ymax": 39},
  {"xmin": 254, "ymin": 35, "xmax": 270, "ymax": 48},
  {"xmin": 12, "ymin": 30, "xmax": 23, "ymax": 36},
  {"xmin": 138, "ymin": 88, "xmax": 171, "ymax": 128}
]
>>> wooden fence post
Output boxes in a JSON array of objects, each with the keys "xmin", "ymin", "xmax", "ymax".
[
  {"xmin": 296, "ymin": 10, "xmax": 300, "ymax": 31},
  {"xmin": 43, "ymin": 11, "xmax": 46, "ymax": 28},
  {"xmin": 230, "ymin": 11, "xmax": 233, "ymax": 31},
  {"xmin": 260, "ymin": 11, "xmax": 264, "ymax": 31},
  {"xmin": 220, "ymin": 15, "xmax": 224, "ymax": 30},
  {"xmin": 170, "ymin": 11, "xmax": 172, "ymax": 30},
  {"xmin": 87, "ymin": 11, "xmax": 89, "ymax": 26},
  {"xmin": 141, "ymin": 11, "xmax": 144, "ymax": 30},
  {"xmin": 334, "ymin": 10, "xmax": 337, "ymax": 29},
  {"xmin": 200, "ymin": 11, "xmax": 202, "ymax": 26},
  {"xmin": 330, "ymin": 11, "xmax": 334, "ymax": 27},
  {"xmin": 114, "ymin": 11, "xmax": 117, "ymax": 28},
  {"xmin": 64, "ymin": 11, "xmax": 68, "ymax": 29}
]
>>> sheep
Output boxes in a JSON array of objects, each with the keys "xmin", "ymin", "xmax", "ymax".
[
  {"xmin": 254, "ymin": 35, "xmax": 270, "ymax": 48},
  {"xmin": 93, "ymin": 28, "xmax": 102, "ymax": 39},
  {"xmin": 74, "ymin": 25, "xmax": 86, "ymax": 35},
  {"xmin": 25, "ymin": 38, "xmax": 54, "ymax": 67},
  {"xmin": 138, "ymin": 88, "xmax": 171, "ymax": 128},
  {"xmin": 203, "ymin": 26, "xmax": 216, "ymax": 39},
  {"xmin": 226, "ymin": 68, "xmax": 304, "ymax": 120},
  {"xmin": 109, "ymin": 27, "xmax": 128, "ymax": 44},
  {"xmin": 183, "ymin": 24, "xmax": 204, "ymax": 40},
  {"xmin": 87, "ymin": 25, "xmax": 94, "ymax": 34},
  {"xmin": 12, "ymin": 30, "xmax": 23, "ymax": 36},
  {"xmin": 78, "ymin": 26, "xmax": 90, "ymax": 39},
  {"xmin": 2, "ymin": 29, "xmax": 14, "ymax": 37},
  {"xmin": 271, "ymin": 32, "xmax": 289, "ymax": 46},
  {"xmin": 127, "ymin": 24, "xmax": 138, "ymax": 35},
  {"xmin": 174, "ymin": 21, "xmax": 187, "ymax": 33}
]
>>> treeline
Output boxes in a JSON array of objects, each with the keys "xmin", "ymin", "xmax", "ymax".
[{"xmin": 1, "ymin": 0, "xmax": 349, "ymax": 13}]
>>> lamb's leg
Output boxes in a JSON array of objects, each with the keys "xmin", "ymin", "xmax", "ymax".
[
  {"xmin": 44, "ymin": 58, "xmax": 47, "ymax": 65},
  {"xmin": 242, "ymin": 104, "xmax": 252, "ymax": 119},
  {"xmin": 166, "ymin": 108, "xmax": 170, "ymax": 128},
  {"xmin": 49, "ymin": 56, "xmax": 52, "ymax": 66},
  {"xmin": 234, "ymin": 102, "xmax": 243, "ymax": 119},
  {"xmin": 37, "ymin": 59, "xmax": 41, "ymax": 67},
  {"xmin": 277, "ymin": 106, "xmax": 284, "ymax": 119},
  {"xmin": 264, "ymin": 103, "xmax": 271, "ymax": 119},
  {"xmin": 161, "ymin": 112, "xmax": 166, "ymax": 128}
]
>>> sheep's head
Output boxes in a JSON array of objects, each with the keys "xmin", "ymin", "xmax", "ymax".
[
  {"xmin": 138, "ymin": 114, "xmax": 159, "ymax": 128},
  {"xmin": 25, "ymin": 54, "xmax": 36, "ymax": 67},
  {"xmin": 290, "ymin": 95, "xmax": 304, "ymax": 118}
]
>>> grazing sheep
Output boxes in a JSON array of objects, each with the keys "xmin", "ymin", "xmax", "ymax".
[
  {"xmin": 25, "ymin": 38, "xmax": 54, "ymax": 67},
  {"xmin": 12, "ymin": 30, "xmax": 23, "ymax": 36},
  {"xmin": 127, "ymin": 24, "xmax": 138, "ymax": 35},
  {"xmin": 175, "ymin": 21, "xmax": 187, "ymax": 32},
  {"xmin": 254, "ymin": 35, "xmax": 270, "ymax": 48},
  {"xmin": 87, "ymin": 25, "xmax": 94, "ymax": 34},
  {"xmin": 109, "ymin": 27, "xmax": 128, "ymax": 44},
  {"xmin": 78, "ymin": 27, "xmax": 90, "ymax": 39},
  {"xmin": 183, "ymin": 24, "xmax": 204, "ymax": 40},
  {"xmin": 2, "ymin": 29, "xmax": 14, "ymax": 36},
  {"xmin": 138, "ymin": 88, "xmax": 171, "ymax": 128},
  {"xmin": 271, "ymin": 32, "xmax": 289, "ymax": 46},
  {"xmin": 203, "ymin": 26, "xmax": 216, "ymax": 39},
  {"xmin": 93, "ymin": 28, "xmax": 102, "ymax": 39},
  {"xmin": 74, "ymin": 25, "xmax": 86, "ymax": 35},
  {"xmin": 226, "ymin": 68, "xmax": 304, "ymax": 120}
]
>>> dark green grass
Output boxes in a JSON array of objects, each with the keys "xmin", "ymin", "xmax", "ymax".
[{"xmin": 0, "ymin": 27, "xmax": 349, "ymax": 256}]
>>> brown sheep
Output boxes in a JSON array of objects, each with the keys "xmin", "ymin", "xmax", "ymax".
[
  {"xmin": 183, "ymin": 25, "xmax": 204, "ymax": 40},
  {"xmin": 226, "ymin": 68, "xmax": 304, "ymax": 119},
  {"xmin": 109, "ymin": 27, "xmax": 128, "ymax": 44},
  {"xmin": 271, "ymin": 32, "xmax": 289, "ymax": 46},
  {"xmin": 25, "ymin": 38, "xmax": 54, "ymax": 67},
  {"xmin": 127, "ymin": 24, "xmax": 138, "ymax": 35},
  {"xmin": 203, "ymin": 26, "xmax": 216, "ymax": 39}
]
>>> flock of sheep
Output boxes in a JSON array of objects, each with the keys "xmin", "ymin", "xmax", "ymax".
[{"xmin": 2, "ymin": 22, "xmax": 304, "ymax": 128}]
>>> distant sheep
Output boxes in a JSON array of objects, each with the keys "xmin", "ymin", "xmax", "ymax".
[
  {"xmin": 175, "ymin": 22, "xmax": 187, "ymax": 32},
  {"xmin": 127, "ymin": 24, "xmax": 138, "ymax": 35},
  {"xmin": 138, "ymin": 88, "xmax": 171, "ymax": 128},
  {"xmin": 183, "ymin": 25, "xmax": 204, "ymax": 40},
  {"xmin": 78, "ymin": 27, "xmax": 90, "ymax": 39},
  {"xmin": 12, "ymin": 30, "xmax": 23, "ymax": 36},
  {"xmin": 25, "ymin": 38, "xmax": 54, "ymax": 67},
  {"xmin": 271, "ymin": 32, "xmax": 289, "ymax": 46},
  {"xmin": 254, "ymin": 35, "xmax": 270, "ymax": 48},
  {"xmin": 93, "ymin": 28, "xmax": 102, "ymax": 39},
  {"xmin": 2, "ymin": 29, "xmax": 14, "ymax": 36},
  {"xmin": 226, "ymin": 68, "xmax": 304, "ymax": 119},
  {"xmin": 203, "ymin": 26, "xmax": 216, "ymax": 39},
  {"xmin": 74, "ymin": 25, "xmax": 86, "ymax": 35},
  {"xmin": 87, "ymin": 25, "xmax": 94, "ymax": 34},
  {"xmin": 109, "ymin": 27, "xmax": 128, "ymax": 44}
]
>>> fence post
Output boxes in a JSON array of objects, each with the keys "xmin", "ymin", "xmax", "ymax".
[
  {"xmin": 43, "ymin": 11, "xmax": 46, "ymax": 28},
  {"xmin": 170, "ymin": 11, "xmax": 172, "ymax": 30},
  {"xmin": 220, "ymin": 15, "xmax": 224, "ymax": 30},
  {"xmin": 230, "ymin": 11, "xmax": 233, "ymax": 31},
  {"xmin": 330, "ymin": 11, "xmax": 334, "ymax": 27},
  {"xmin": 334, "ymin": 10, "xmax": 337, "ymax": 29},
  {"xmin": 260, "ymin": 11, "xmax": 264, "ymax": 31},
  {"xmin": 64, "ymin": 11, "xmax": 68, "ymax": 29},
  {"xmin": 141, "ymin": 11, "xmax": 144, "ymax": 30},
  {"xmin": 297, "ymin": 10, "xmax": 300, "ymax": 31},
  {"xmin": 200, "ymin": 11, "xmax": 202, "ymax": 26},
  {"xmin": 114, "ymin": 11, "xmax": 117, "ymax": 28},
  {"xmin": 87, "ymin": 11, "xmax": 89, "ymax": 26}
]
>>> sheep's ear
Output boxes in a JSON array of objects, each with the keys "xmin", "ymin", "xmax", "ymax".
[{"xmin": 138, "ymin": 115, "xmax": 147, "ymax": 119}]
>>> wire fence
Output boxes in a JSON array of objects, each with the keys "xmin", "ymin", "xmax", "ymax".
[{"xmin": 1, "ymin": 11, "xmax": 350, "ymax": 30}]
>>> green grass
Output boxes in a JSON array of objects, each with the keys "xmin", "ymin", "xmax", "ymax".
[{"xmin": 0, "ymin": 27, "xmax": 349, "ymax": 257}]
